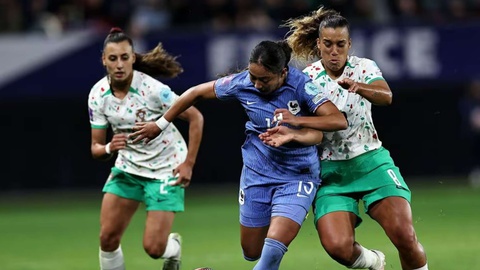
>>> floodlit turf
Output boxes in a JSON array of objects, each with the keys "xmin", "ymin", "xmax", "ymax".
[{"xmin": 1, "ymin": 180, "xmax": 479, "ymax": 270}]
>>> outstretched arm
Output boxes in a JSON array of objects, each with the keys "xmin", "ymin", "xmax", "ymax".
[
  {"xmin": 259, "ymin": 126, "xmax": 323, "ymax": 147},
  {"xmin": 130, "ymin": 80, "xmax": 216, "ymax": 143}
]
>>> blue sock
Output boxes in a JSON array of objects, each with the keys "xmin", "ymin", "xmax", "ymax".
[{"xmin": 252, "ymin": 238, "xmax": 288, "ymax": 270}]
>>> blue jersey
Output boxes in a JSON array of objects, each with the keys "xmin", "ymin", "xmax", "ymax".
[{"xmin": 214, "ymin": 67, "xmax": 329, "ymax": 181}]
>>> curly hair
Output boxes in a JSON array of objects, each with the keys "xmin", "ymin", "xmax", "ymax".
[
  {"xmin": 282, "ymin": 6, "xmax": 349, "ymax": 62},
  {"xmin": 134, "ymin": 43, "xmax": 183, "ymax": 78}
]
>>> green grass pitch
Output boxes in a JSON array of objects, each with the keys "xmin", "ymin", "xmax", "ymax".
[{"xmin": 1, "ymin": 180, "xmax": 479, "ymax": 270}]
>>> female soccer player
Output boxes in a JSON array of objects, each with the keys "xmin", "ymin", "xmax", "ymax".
[
  {"xmin": 259, "ymin": 7, "xmax": 429, "ymax": 270},
  {"xmin": 88, "ymin": 28, "xmax": 204, "ymax": 270},
  {"xmin": 129, "ymin": 40, "xmax": 348, "ymax": 270}
]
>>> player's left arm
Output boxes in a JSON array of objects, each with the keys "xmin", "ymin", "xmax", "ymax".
[
  {"xmin": 259, "ymin": 126, "xmax": 323, "ymax": 147},
  {"xmin": 338, "ymin": 78, "xmax": 392, "ymax": 106}
]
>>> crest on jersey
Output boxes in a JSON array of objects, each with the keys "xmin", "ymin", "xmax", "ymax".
[
  {"xmin": 135, "ymin": 109, "xmax": 146, "ymax": 122},
  {"xmin": 288, "ymin": 100, "xmax": 300, "ymax": 115}
]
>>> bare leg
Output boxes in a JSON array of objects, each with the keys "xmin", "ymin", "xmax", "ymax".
[{"xmin": 369, "ymin": 197, "xmax": 428, "ymax": 270}]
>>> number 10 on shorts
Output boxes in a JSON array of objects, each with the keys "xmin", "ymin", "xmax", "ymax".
[{"xmin": 297, "ymin": 181, "xmax": 314, "ymax": 198}]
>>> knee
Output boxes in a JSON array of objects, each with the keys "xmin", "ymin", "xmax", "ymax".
[
  {"xmin": 99, "ymin": 231, "xmax": 121, "ymax": 251},
  {"xmin": 241, "ymin": 243, "xmax": 262, "ymax": 261},
  {"xmin": 144, "ymin": 242, "xmax": 167, "ymax": 259},
  {"xmin": 388, "ymin": 224, "xmax": 418, "ymax": 250},
  {"xmin": 321, "ymin": 235, "xmax": 355, "ymax": 261}
]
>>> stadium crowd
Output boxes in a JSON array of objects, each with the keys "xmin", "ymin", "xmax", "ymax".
[{"xmin": 0, "ymin": 0, "xmax": 479, "ymax": 36}]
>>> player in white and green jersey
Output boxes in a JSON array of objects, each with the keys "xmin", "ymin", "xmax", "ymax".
[
  {"xmin": 259, "ymin": 7, "xmax": 429, "ymax": 270},
  {"xmin": 89, "ymin": 28, "xmax": 204, "ymax": 270}
]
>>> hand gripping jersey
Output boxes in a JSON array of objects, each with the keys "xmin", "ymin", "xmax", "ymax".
[
  {"xmin": 303, "ymin": 56, "xmax": 384, "ymax": 161},
  {"xmin": 88, "ymin": 71, "xmax": 187, "ymax": 179},
  {"xmin": 214, "ymin": 67, "xmax": 329, "ymax": 182}
]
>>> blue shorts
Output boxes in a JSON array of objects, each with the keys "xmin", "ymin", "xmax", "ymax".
[{"xmin": 239, "ymin": 166, "xmax": 319, "ymax": 227}]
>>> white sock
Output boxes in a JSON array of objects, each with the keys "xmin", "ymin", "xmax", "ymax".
[
  {"xmin": 99, "ymin": 245, "xmax": 125, "ymax": 270},
  {"xmin": 161, "ymin": 237, "xmax": 180, "ymax": 259},
  {"xmin": 349, "ymin": 246, "xmax": 380, "ymax": 269},
  {"xmin": 413, "ymin": 263, "xmax": 428, "ymax": 270}
]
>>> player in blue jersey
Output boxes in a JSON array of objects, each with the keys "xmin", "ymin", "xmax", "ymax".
[
  {"xmin": 129, "ymin": 40, "xmax": 348, "ymax": 270},
  {"xmin": 259, "ymin": 7, "xmax": 429, "ymax": 270}
]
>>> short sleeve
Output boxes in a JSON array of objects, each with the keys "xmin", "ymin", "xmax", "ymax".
[
  {"xmin": 361, "ymin": 59, "xmax": 384, "ymax": 84},
  {"xmin": 214, "ymin": 73, "xmax": 241, "ymax": 100},
  {"xmin": 88, "ymin": 93, "xmax": 108, "ymax": 129},
  {"xmin": 299, "ymin": 81, "xmax": 329, "ymax": 114},
  {"xmin": 149, "ymin": 82, "xmax": 180, "ymax": 115}
]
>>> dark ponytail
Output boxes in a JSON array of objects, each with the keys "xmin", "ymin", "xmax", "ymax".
[
  {"xmin": 249, "ymin": 40, "xmax": 292, "ymax": 74},
  {"xmin": 103, "ymin": 27, "xmax": 183, "ymax": 78}
]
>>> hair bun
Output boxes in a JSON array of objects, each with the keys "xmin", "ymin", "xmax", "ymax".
[{"xmin": 109, "ymin": 27, "xmax": 123, "ymax": 34}]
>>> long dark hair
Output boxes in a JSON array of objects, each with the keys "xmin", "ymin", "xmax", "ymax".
[{"xmin": 103, "ymin": 28, "xmax": 183, "ymax": 78}]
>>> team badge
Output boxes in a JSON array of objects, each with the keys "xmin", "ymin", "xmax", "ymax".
[
  {"xmin": 288, "ymin": 100, "xmax": 300, "ymax": 115},
  {"xmin": 239, "ymin": 188, "xmax": 245, "ymax": 205}
]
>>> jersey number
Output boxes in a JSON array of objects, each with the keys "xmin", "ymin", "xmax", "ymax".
[
  {"xmin": 387, "ymin": 169, "xmax": 402, "ymax": 186},
  {"xmin": 297, "ymin": 181, "xmax": 314, "ymax": 198}
]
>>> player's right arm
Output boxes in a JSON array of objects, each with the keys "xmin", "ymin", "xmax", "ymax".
[
  {"xmin": 259, "ymin": 126, "xmax": 323, "ymax": 147},
  {"xmin": 91, "ymin": 128, "xmax": 127, "ymax": 160}
]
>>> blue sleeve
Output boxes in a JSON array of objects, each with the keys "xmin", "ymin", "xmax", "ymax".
[
  {"xmin": 299, "ymin": 80, "xmax": 329, "ymax": 114},
  {"xmin": 214, "ymin": 73, "xmax": 243, "ymax": 101}
]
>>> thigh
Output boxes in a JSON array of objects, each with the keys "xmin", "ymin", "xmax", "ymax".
[
  {"xmin": 239, "ymin": 167, "xmax": 273, "ymax": 228},
  {"xmin": 143, "ymin": 177, "xmax": 185, "ymax": 212},
  {"xmin": 103, "ymin": 167, "xmax": 144, "ymax": 201},
  {"xmin": 316, "ymin": 211, "xmax": 357, "ymax": 253},
  {"xmin": 368, "ymin": 196, "xmax": 413, "ymax": 232},
  {"xmin": 100, "ymin": 193, "xmax": 140, "ymax": 237}
]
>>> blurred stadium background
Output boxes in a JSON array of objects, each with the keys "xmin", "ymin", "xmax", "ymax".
[{"xmin": 1, "ymin": 0, "xmax": 480, "ymax": 269}]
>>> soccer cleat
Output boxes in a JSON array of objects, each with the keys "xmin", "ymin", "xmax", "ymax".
[
  {"xmin": 369, "ymin": 250, "xmax": 385, "ymax": 270},
  {"xmin": 162, "ymin": 233, "xmax": 182, "ymax": 270}
]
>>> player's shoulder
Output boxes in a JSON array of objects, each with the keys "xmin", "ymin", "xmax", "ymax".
[
  {"xmin": 217, "ymin": 70, "xmax": 249, "ymax": 88},
  {"xmin": 89, "ymin": 76, "xmax": 110, "ymax": 98},
  {"xmin": 348, "ymin": 55, "xmax": 377, "ymax": 69},
  {"xmin": 133, "ymin": 70, "xmax": 170, "ymax": 91},
  {"xmin": 288, "ymin": 66, "xmax": 311, "ymax": 85},
  {"xmin": 302, "ymin": 60, "xmax": 325, "ymax": 81},
  {"xmin": 303, "ymin": 60, "xmax": 322, "ymax": 73}
]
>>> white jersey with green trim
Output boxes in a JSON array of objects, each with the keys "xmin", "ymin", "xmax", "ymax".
[
  {"xmin": 303, "ymin": 56, "xmax": 384, "ymax": 161},
  {"xmin": 88, "ymin": 70, "xmax": 187, "ymax": 179}
]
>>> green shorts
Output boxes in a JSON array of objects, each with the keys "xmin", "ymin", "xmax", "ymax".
[
  {"xmin": 103, "ymin": 167, "xmax": 184, "ymax": 212},
  {"xmin": 313, "ymin": 147, "xmax": 411, "ymax": 226}
]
